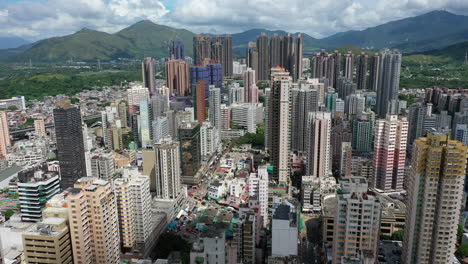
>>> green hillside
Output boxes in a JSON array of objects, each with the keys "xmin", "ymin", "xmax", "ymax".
[
  {"xmin": 12, "ymin": 29, "xmax": 134, "ymax": 61},
  {"xmin": 116, "ymin": 20, "xmax": 194, "ymax": 58},
  {"xmin": 2, "ymin": 21, "xmax": 194, "ymax": 62}
]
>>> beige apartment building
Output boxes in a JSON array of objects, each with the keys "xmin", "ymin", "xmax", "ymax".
[
  {"xmin": 0, "ymin": 111, "xmax": 10, "ymax": 159},
  {"xmin": 267, "ymin": 67, "xmax": 291, "ymax": 184},
  {"xmin": 403, "ymin": 133, "xmax": 468, "ymax": 264},
  {"xmin": 34, "ymin": 118, "xmax": 46, "ymax": 137},
  {"xmin": 22, "ymin": 207, "xmax": 73, "ymax": 264},
  {"xmin": 68, "ymin": 177, "xmax": 120, "ymax": 264},
  {"xmin": 331, "ymin": 177, "xmax": 381, "ymax": 264}
]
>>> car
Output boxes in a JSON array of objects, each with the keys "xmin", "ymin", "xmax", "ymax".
[{"xmin": 183, "ymin": 233, "xmax": 190, "ymax": 237}]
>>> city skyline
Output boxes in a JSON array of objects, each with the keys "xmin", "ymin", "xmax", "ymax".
[{"xmin": 0, "ymin": 8, "xmax": 468, "ymax": 263}]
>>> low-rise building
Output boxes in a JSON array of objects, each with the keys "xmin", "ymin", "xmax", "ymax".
[
  {"xmin": 271, "ymin": 204, "xmax": 298, "ymax": 258},
  {"xmin": 18, "ymin": 170, "xmax": 60, "ymax": 222},
  {"xmin": 208, "ymin": 181, "xmax": 225, "ymax": 199},
  {"xmin": 22, "ymin": 209, "xmax": 72, "ymax": 264}
]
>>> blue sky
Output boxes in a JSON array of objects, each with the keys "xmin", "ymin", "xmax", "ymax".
[{"xmin": 1, "ymin": 0, "xmax": 468, "ymax": 41}]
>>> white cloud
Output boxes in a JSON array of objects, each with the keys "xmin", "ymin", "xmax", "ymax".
[{"xmin": 1, "ymin": 0, "xmax": 468, "ymax": 40}]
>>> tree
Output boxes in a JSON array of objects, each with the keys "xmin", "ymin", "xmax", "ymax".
[
  {"xmin": 2, "ymin": 209, "xmax": 15, "ymax": 220},
  {"xmin": 7, "ymin": 105, "xmax": 18, "ymax": 111},
  {"xmin": 458, "ymin": 224, "xmax": 464, "ymax": 244},
  {"xmin": 390, "ymin": 230, "xmax": 404, "ymax": 241},
  {"xmin": 457, "ymin": 244, "xmax": 468, "ymax": 258}
]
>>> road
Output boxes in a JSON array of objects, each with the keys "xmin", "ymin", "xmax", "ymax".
[
  {"xmin": 299, "ymin": 214, "xmax": 322, "ymax": 264},
  {"xmin": 9, "ymin": 113, "xmax": 102, "ymax": 135}
]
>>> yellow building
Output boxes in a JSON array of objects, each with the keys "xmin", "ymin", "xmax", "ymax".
[
  {"xmin": 403, "ymin": 133, "xmax": 468, "ymax": 264},
  {"xmin": 22, "ymin": 207, "xmax": 73, "ymax": 264},
  {"xmin": 69, "ymin": 178, "xmax": 121, "ymax": 264}
]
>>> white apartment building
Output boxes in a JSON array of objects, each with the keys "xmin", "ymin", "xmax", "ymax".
[
  {"xmin": 114, "ymin": 167, "xmax": 153, "ymax": 255},
  {"xmin": 90, "ymin": 151, "xmax": 115, "ymax": 181},
  {"xmin": 231, "ymin": 103, "xmax": 264, "ymax": 133},
  {"xmin": 248, "ymin": 167, "xmax": 269, "ymax": 227},
  {"xmin": 127, "ymin": 84, "xmax": 150, "ymax": 107}
]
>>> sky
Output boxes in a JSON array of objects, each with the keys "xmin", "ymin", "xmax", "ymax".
[{"xmin": 2, "ymin": 0, "xmax": 468, "ymax": 41}]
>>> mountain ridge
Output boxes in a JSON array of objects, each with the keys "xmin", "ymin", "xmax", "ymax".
[{"xmin": 2, "ymin": 10, "xmax": 468, "ymax": 62}]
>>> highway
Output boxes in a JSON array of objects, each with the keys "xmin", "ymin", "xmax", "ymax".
[{"xmin": 9, "ymin": 113, "xmax": 101, "ymax": 135}]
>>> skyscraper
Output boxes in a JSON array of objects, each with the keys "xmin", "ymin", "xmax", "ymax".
[
  {"xmin": 246, "ymin": 42, "xmax": 259, "ymax": 81},
  {"xmin": 332, "ymin": 50, "xmax": 342, "ymax": 88},
  {"xmin": 178, "ymin": 122, "xmax": 201, "ymax": 183},
  {"xmin": 407, "ymin": 103, "xmax": 431, "ymax": 148},
  {"xmin": 139, "ymin": 98, "xmax": 152, "ymax": 148},
  {"xmin": 53, "ymin": 101, "xmax": 87, "ymax": 189},
  {"xmin": 264, "ymin": 87, "xmax": 272, "ymax": 151},
  {"xmin": 373, "ymin": 115, "xmax": 408, "ymax": 191},
  {"xmin": 114, "ymin": 168, "xmax": 153, "ymax": 255},
  {"xmin": 356, "ymin": 52, "xmax": 368, "ymax": 90},
  {"xmin": 0, "ymin": 111, "xmax": 10, "ymax": 159},
  {"xmin": 336, "ymin": 76, "xmax": 356, "ymax": 100},
  {"xmin": 209, "ymin": 86, "xmax": 221, "ymax": 129},
  {"xmin": 269, "ymin": 34, "xmax": 281, "ymax": 68},
  {"xmin": 291, "ymin": 83, "xmax": 320, "ymax": 154},
  {"xmin": 69, "ymin": 178, "xmax": 120, "ymax": 264},
  {"xmin": 152, "ymin": 139, "xmax": 181, "ymax": 198},
  {"xmin": 306, "ymin": 112, "xmax": 331, "ymax": 177},
  {"xmin": 165, "ymin": 59, "xmax": 190, "ymax": 96},
  {"xmin": 193, "ymin": 35, "xmax": 210, "ymax": 66},
  {"xmin": 375, "ymin": 50, "xmax": 401, "ymax": 118},
  {"xmin": 332, "ymin": 177, "xmax": 381, "ymax": 264},
  {"xmin": 294, "ymin": 33, "xmax": 303, "ymax": 81},
  {"xmin": 222, "ymin": 35, "xmax": 233, "ymax": 77},
  {"xmin": 344, "ymin": 52, "xmax": 354, "ymax": 81},
  {"xmin": 243, "ymin": 67, "xmax": 258, "ymax": 103},
  {"xmin": 352, "ymin": 119, "xmax": 374, "ymax": 153},
  {"xmin": 403, "ymin": 133, "xmax": 467, "ymax": 264},
  {"xmin": 268, "ymin": 67, "xmax": 291, "ymax": 184},
  {"xmin": 169, "ymin": 40, "xmax": 185, "ymax": 60},
  {"xmin": 368, "ymin": 53, "xmax": 381, "ymax": 91},
  {"xmin": 257, "ymin": 33, "xmax": 269, "ymax": 81},
  {"xmin": 142, "ymin": 57, "xmax": 155, "ymax": 93},
  {"xmin": 220, "ymin": 104, "xmax": 231, "ymax": 130},
  {"xmin": 195, "ymin": 80, "xmax": 206, "ymax": 124}
]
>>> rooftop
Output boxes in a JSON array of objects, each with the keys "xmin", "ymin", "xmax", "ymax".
[{"xmin": 273, "ymin": 204, "xmax": 290, "ymax": 220}]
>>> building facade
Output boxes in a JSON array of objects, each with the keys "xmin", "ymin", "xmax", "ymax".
[
  {"xmin": 373, "ymin": 115, "xmax": 408, "ymax": 191},
  {"xmin": 403, "ymin": 134, "xmax": 468, "ymax": 264}
]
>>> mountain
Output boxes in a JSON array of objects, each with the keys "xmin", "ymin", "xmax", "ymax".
[
  {"xmin": 421, "ymin": 41, "xmax": 468, "ymax": 61},
  {"xmin": 322, "ymin": 10, "xmax": 468, "ymax": 52},
  {"xmin": 1, "ymin": 21, "xmax": 195, "ymax": 62},
  {"xmin": 115, "ymin": 20, "xmax": 195, "ymax": 58},
  {"xmin": 10, "ymin": 28, "xmax": 134, "ymax": 62},
  {"xmin": 4, "ymin": 10, "xmax": 468, "ymax": 62},
  {"xmin": 0, "ymin": 36, "xmax": 30, "ymax": 49}
]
